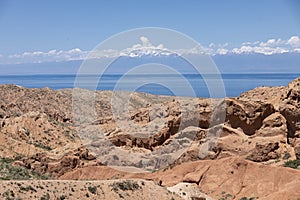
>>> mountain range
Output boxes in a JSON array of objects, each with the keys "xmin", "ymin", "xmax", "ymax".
[{"xmin": 0, "ymin": 51, "xmax": 299, "ymax": 75}]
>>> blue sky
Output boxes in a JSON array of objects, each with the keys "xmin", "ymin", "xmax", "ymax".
[{"xmin": 0, "ymin": 0, "xmax": 300, "ymax": 64}]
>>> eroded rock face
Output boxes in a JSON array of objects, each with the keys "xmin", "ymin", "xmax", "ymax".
[
  {"xmin": 278, "ymin": 78, "xmax": 300, "ymax": 143},
  {"xmin": 18, "ymin": 148, "xmax": 100, "ymax": 177},
  {"xmin": 294, "ymin": 139, "xmax": 300, "ymax": 159},
  {"xmin": 225, "ymin": 99, "xmax": 275, "ymax": 135},
  {"xmin": 257, "ymin": 112, "xmax": 287, "ymax": 137},
  {"xmin": 246, "ymin": 142, "xmax": 280, "ymax": 162},
  {"xmin": 0, "ymin": 78, "xmax": 300, "ymax": 177},
  {"xmin": 284, "ymin": 78, "xmax": 300, "ymax": 107}
]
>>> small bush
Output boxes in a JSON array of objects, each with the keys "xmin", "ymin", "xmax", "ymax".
[
  {"xmin": 19, "ymin": 185, "xmax": 37, "ymax": 192},
  {"xmin": 59, "ymin": 195, "xmax": 66, "ymax": 200},
  {"xmin": 111, "ymin": 180, "xmax": 140, "ymax": 191},
  {"xmin": 88, "ymin": 186, "xmax": 97, "ymax": 194},
  {"xmin": 283, "ymin": 159, "xmax": 300, "ymax": 169},
  {"xmin": 40, "ymin": 193, "xmax": 50, "ymax": 200},
  {"xmin": 239, "ymin": 197, "xmax": 255, "ymax": 200},
  {"xmin": 3, "ymin": 190, "xmax": 15, "ymax": 200}
]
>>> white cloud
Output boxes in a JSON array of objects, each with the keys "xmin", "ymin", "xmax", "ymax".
[
  {"xmin": 140, "ymin": 36, "xmax": 152, "ymax": 47},
  {"xmin": 231, "ymin": 46, "xmax": 288, "ymax": 55},
  {"xmin": 294, "ymin": 48, "xmax": 300, "ymax": 53},
  {"xmin": 6, "ymin": 48, "xmax": 88, "ymax": 64},
  {"xmin": 242, "ymin": 41, "xmax": 259, "ymax": 45},
  {"xmin": 259, "ymin": 38, "xmax": 284, "ymax": 47},
  {"xmin": 287, "ymin": 36, "xmax": 300, "ymax": 47},
  {"xmin": 88, "ymin": 49, "xmax": 120, "ymax": 58},
  {"xmin": 118, "ymin": 36, "xmax": 174, "ymax": 57},
  {"xmin": 1, "ymin": 35, "xmax": 300, "ymax": 64},
  {"xmin": 209, "ymin": 43, "xmax": 215, "ymax": 48},
  {"xmin": 226, "ymin": 36, "xmax": 300, "ymax": 55},
  {"xmin": 216, "ymin": 48, "xmax": 229, "ymax": 55}
]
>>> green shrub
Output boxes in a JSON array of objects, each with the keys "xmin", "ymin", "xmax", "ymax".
[
  {"xmin": 59, "ymin": 195, "xmax": 66, "ymax": 200},
  {"xmin": 0, "ymin": 158, "xmax": 49, "ymax": 180},
  {"xmin": 88, "ymin": 186, "xmax": 97, "ymax": 194},
  {"xmin": 40, "ymin": 193, "xmax": 50, "ymax": 200},
  {"xmin": 283, "ymin": 159, "xmax": 300, "ymax": 169},
  {"xmin": 111, "ymin": 180, "xmax": 140, "ymax": 191},
  {"xmin": 239, "ymin": 197, "xmax": 255, "ymax": 200},
  {"xmin": 3, "ymin": 190, "xmax": 15, "ymax": 200},
  {"xmin": 19, "ymin": 185, "xmax": 37, "ymax": 192}
]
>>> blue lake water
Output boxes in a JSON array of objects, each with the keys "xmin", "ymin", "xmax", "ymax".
[{"xmin": 0, "ymin": 73, "xmax": 299, "ymax": 97}]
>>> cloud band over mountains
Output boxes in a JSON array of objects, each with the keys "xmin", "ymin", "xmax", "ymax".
[{"xmin": 1, "ymin": 36, "xmax": 300, "ymax": 64}]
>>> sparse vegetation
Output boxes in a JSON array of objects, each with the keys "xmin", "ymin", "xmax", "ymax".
[
  {"xmin": 218, "ymin": 191, "xmax": 233, "ymax": 200},
  {"xmin": 40, "ymin": 193, "xmax": 50, "ymax": 200},
  {"xmin": 88, "ymin": 186, "xmax": 97, "ymax": 194},
  {"xmin": 33, "ymin": 142, "xmax": 52, "ymax": 151},
  {"xmin": 239, "ymin": 197, "xmax": 255, "ymax": 200},
  {"xmin": 19, "ymin": 185, "xmax": 37, "ymax": 192},
  {"xmin": 110, "ymin": 180, "xmax": 140, "ymax": 198},
  {"xmin": 0, "ymin": 158, "xmax": 48, "ymax": 180},
  {"xmin": 111, "ymin": 180, "xmax": 140, "ymax": 191},
  {"xmin": 3, "ymin": 190, "xmax": 15, "ymax": 200},
  {"xmin": 283, "ymin": 159, "xmax": 300, "ymax": 169}
]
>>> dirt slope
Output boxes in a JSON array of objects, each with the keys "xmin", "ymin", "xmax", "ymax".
[{"xmin": 60, "ymin": 157, "xmax": 300, "ymax": 200}]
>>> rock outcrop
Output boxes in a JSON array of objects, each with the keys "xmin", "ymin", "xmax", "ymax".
[{"xmin": 0, "ymin": 78, "xmax": 300, "ymax": 199}]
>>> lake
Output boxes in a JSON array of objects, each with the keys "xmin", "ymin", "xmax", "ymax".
[{"xmin": 0, "ymin": 73, "xmax": 299, "ymax": 97}]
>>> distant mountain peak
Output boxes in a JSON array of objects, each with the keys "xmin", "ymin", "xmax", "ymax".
[{"xmin": 121, "ymin": 48, "xmax": 178, "ymax": 58}]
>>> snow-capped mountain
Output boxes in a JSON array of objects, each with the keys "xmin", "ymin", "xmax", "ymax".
[{"xmin": 120, "ymin": 48, "xmax": 178, "ymax": 58}]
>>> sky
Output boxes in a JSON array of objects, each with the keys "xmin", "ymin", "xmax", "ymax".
[{"xmin": 0, "ymin": 0, "xmax": 300, "ymax": 64}]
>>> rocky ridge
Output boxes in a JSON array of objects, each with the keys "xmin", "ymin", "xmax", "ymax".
[{"xmin": 0, "ymin": 78, "xmax": 299, "ymax": 199}]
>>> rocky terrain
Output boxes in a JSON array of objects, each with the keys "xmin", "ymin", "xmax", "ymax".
[{"xmin": 0, "ymin": 78, "xmax": 299, "ymax": 199}]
